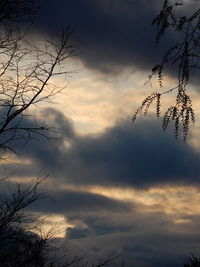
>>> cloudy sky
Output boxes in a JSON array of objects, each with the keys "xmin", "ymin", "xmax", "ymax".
[{"xmin": 2, "ymin": 0, "xmax": 200, "ymax": 266}]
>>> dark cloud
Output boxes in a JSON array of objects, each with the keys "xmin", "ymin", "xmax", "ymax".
[
  {"xmin": 66, "ymin": 209, "xmax": 171, "ymax": 239},
  {"xmin": 33, "ymin": 0, "xmax": 200, "ymax": 91},
  {"xmin": 62, "ymin": 216, "xmax": 200, "ymax": 267},
  {"xmin": 32, "ymin": 189, "xmax": 132, "ymax": 214},
  {"xmin": 8, "ymin": 108, "xmax": 200, "ymax": 188},
  {"xmin": 63, "ymin": 119, "xmax": 200, "ymax": 187},
  {"xmin": 35, "ymin": 0, "xmax": 166, "ymax": 74}
]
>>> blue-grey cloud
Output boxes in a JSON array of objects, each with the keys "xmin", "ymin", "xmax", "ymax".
[
  {"xmin": 8, "ymin": 108, "xmax": 200, "ymax": 188},
  {"xmin": 33, "ymin": 0, "xmax": 200, "ymax": 91},
  {"xmin": 35, "ymin": 0, "xmax": 166, "ymax": 74},
  {"xmin": 32, "ymin": 189, "xmax": 132, "ymax": 214},
  {"xmin": 62, "ymin": 219, "xmax": 200, "ymax": 267},
  {"xmin": 33, "ymin": 0, "xmax": 199, "ymax": 84}
]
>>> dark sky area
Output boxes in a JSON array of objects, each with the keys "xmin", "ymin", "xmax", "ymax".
[{"xmin": 35, "ymin": 0, "xmax": 165, "ymax": 73}]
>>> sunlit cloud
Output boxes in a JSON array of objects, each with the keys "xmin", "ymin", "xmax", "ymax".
[
  {"xmin": 31, "ymin": 213, "xmax": 72, "ymax": 238},
  {"xmin": 47, "ymin": 182, "xmax": 200, "ymax": 227}
]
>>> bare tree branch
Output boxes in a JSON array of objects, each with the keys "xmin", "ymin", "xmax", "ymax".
[{"xmin": 133, "ymin": 0, "xmax": 200, "ymax": 141}]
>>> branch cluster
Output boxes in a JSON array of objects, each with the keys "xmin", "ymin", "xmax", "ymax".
[
  {"xmin": 0, "ymin": 21, "xmax": 76, "ymax": 153},
  {"xmin": 133, "ymin": 0, "xmax": 200, "ymax": 141},
  {"xmin": 0, "ymin": 179, "xmax": 55, "ymax": 267}
]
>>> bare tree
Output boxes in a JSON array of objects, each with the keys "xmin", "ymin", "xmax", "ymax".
[
  {"xmin": 0, "ymin": 0, "xmax": 37, "ymax": 53},
  {"xmin": 0, "ymin": 26, "xmax": 76, "ymax": 154},
  {"xmin": 0, "ymin": 0, "xmax": 76, "ymax": 155},
  {"xmin": 0, "ymin": 178, "xmax": 57, "ymax": 266},
  {"xmin": 0, "ymin": 178, "xmax": 79, "ymax": 267},
  {"xmin": 133, "ymin": 0, "xmax": 200, "ymax": 141},
  {"xmin": 183, "ymin": 254, "xmax": 200, "ymax": 266},
  {"xmin": 0, "ymin": 1, "xmax": 75, "ymax": 266},
  {"xmin": 0, "ymin": 0, "xmax": 37, "ymax": 23}
]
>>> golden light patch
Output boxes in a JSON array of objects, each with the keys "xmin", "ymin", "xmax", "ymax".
[
  {"xmin": 59, "ymin": 183, "xmax": 200, "ymax": 225},
  {"xmin": 31, "ymin": 214, "xmax": 73, "ymax": 239},
  {"xmin": 0, "ymin": 153, "xmax": 33, "ymax": 165},
  {"xmin": 10, "ymin": 177, "xmax": 37, "ymax": 184},
  {"xmin": 174, "ymin": 219, "xmax": 191, "ymax": 224},
  {"xmin": 40, "ymin": 67, "xmax": 151, "ymax": 135}
]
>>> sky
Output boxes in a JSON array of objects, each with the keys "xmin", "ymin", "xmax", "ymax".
[{"xmin": 2, "ymin": 0, "xmax": 200, "ymax": 266}]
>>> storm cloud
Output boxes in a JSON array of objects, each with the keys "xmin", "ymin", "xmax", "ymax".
[
  {"xmin": 8, "ymin": 108, "xmax": 200, "ymax": 188},
  {"xmin": 35, "ymin": 0, "xmax": 168, "ymax": 74}
]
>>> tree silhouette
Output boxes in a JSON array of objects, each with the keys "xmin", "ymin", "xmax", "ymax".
[
  {"xmin": 133, "ymin": 0, "xmax": 200, "ymax": 141},
  {"xmin": 0, "ymin": 1, "xmax": 76, "ymax": 154},
  {"xmin": 183, "ymin": 254, "xmax": 200, "ymax": 267},
  {"xmin": 0, "ymin": 178, "xmax": 57, "ymax": 267},
  {"xmin": 0, "ymin": 2, "xmax": 75, "ymax": 265}
]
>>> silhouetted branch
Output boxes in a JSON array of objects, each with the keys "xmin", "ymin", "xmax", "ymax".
[
  {"xmin": 133, "ymin": 0, "xmax": 199, "ymax": 141},
  {"xmin": 0, "ymin": 25, "xmax": 76, "ymax": 154}
]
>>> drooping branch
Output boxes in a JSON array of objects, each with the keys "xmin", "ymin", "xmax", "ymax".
[{"xmin": 133, "ymin": 0, "xmax": 199, "ymax": 141}]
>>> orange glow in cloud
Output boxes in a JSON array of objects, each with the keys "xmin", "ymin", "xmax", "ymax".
[{"xmin": 59, "ymin": 183, "xmax": 200, "ymax": 224}]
